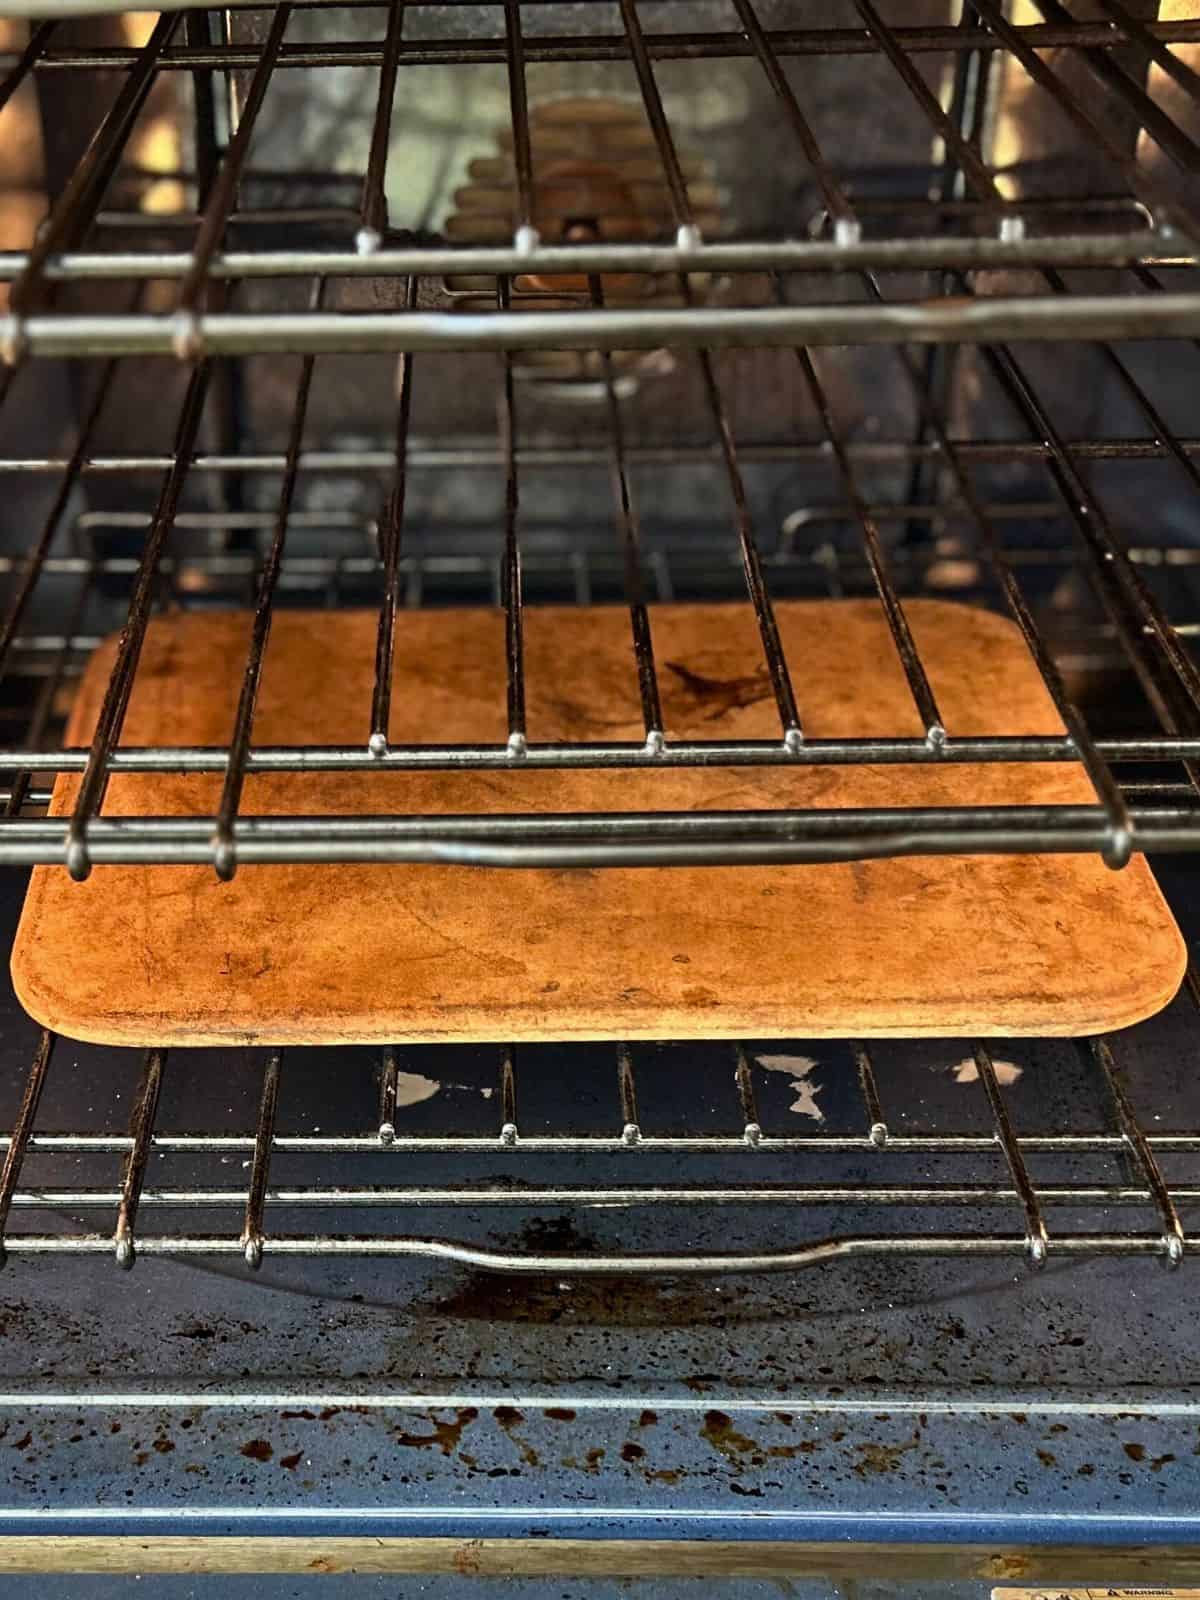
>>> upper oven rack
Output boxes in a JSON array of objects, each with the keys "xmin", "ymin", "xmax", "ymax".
[
  {"xmin": 3, "ymin": 2, "xmax": 1200, "ymax": 337},
  {"xmin": 3, "ymin": 0, "xmax": 1200, "ymax": 876}
]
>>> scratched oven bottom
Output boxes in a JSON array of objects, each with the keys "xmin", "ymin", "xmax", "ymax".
[{"xmin": 0, "ymin": 857, "xmax": 1196, "ymax": 1543}]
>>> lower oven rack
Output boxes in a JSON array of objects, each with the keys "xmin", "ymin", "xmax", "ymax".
[{"xmin": 1, "ymin": 997, "xmax": 1194, "ymax": 1274}]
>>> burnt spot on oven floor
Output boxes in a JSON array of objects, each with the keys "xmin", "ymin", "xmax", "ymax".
[
  {"xmin": 392, "ymin": 1407, "xmax": 479, "ymax": 1455},
  {"xmin": 852, "ymin": 1437, "xmax": 921, "ymax": 1477},
  {"xmin": 493, "ymin": 1406, "xmax": 539, "ymax": 1467}
]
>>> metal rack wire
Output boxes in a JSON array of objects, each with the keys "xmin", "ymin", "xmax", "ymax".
[
  {"xmin": 1, "ymin": 0, "xmax": 1200, "ymax": 872},
  {"xmin": 0, "ymin": 997, "xmax": 1194, "ymax": 1273}
]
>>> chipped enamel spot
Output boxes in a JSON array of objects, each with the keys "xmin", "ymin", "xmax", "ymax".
[
  {"xmin": 951, "ymin": 1057, "xmax": 1023, "ymax": 1086},
  {"xmin": 754, "ymin": 1053, "xmax": 824, "ymax": 1121},
  {"xmin": 394, "ymin": 1071, "xmax": 441, "ymax": 1108}
]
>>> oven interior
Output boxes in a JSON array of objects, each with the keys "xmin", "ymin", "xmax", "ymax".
[{"xmin": 0, "ymin": 0, "xmax": 1199, "ymax": 1572}]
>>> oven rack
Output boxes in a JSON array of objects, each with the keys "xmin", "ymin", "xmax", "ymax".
[
  {"xmin": 2, "ymin": 276, "xmax": 1200, "ymax": 873},
  {"xmin": 3, "ymin": 0, "xmax": 1200, "ymax": 874},
  {"xmin": 2, "ymin": 0, "xmax": 1200, "ymax": 350},
  {"xmin": 0, "ymin": 983, "xmax": 1193, "ymax": 1273},
  {"xmin": 0, "ymin": 503, "xmax": 1198, "ymax": 866}
]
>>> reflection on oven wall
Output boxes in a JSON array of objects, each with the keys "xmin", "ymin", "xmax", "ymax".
[{"xmin": 225, "ymin": 0, "xmax": 953, "ymax": 464}]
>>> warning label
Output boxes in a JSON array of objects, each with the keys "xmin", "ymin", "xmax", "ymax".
[{"xmin": 994, "ymin": 1591, "xmax": 1200, "ymax": 1600}]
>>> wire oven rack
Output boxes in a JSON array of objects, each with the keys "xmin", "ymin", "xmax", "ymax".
[
  {"xmin": 3, "ymin": 0, "xmax": 1200, "ymax": 874},
  {"xmin": 0, "ymin": 972, "xmax": 1196, "ymax": 1273}
]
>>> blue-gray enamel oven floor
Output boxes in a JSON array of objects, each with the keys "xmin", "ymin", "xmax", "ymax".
[{"xmin": 0, "ymin": 857, "xmax": 1196, "ymax": 1556}]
